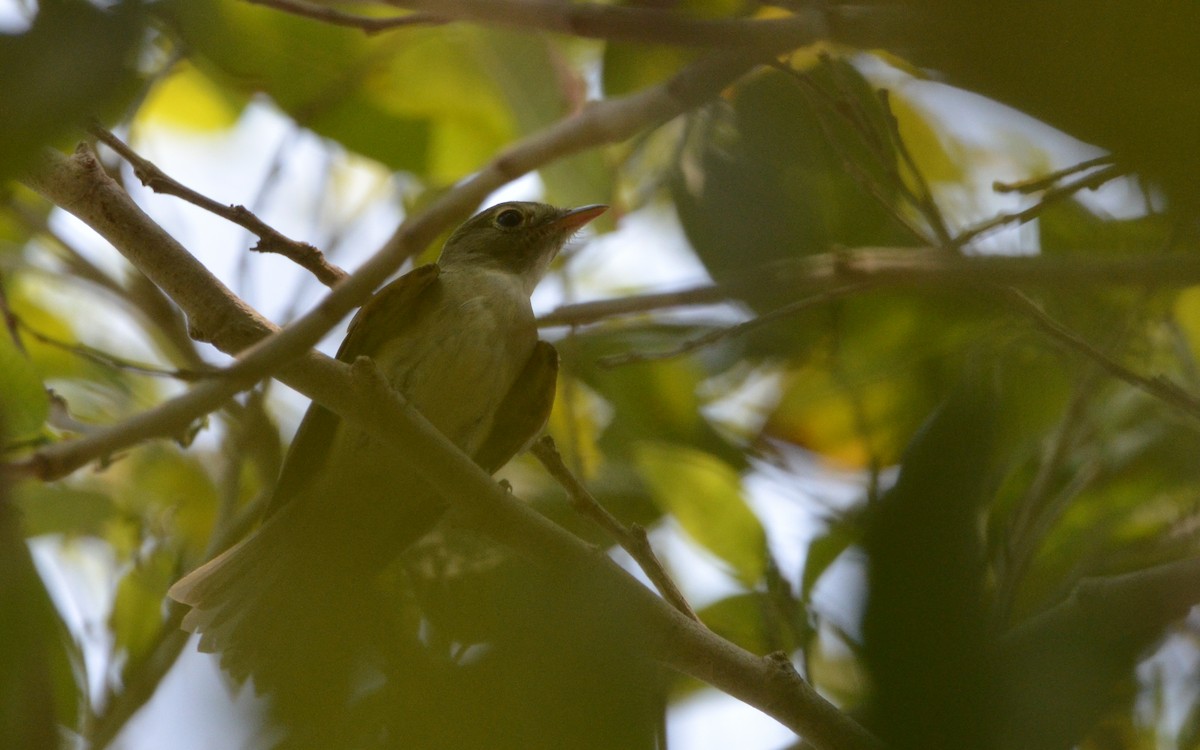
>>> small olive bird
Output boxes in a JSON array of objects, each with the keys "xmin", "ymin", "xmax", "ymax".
[{"xmin": 168, "ymin": 202, "xmax": 606, "ymax": 684}]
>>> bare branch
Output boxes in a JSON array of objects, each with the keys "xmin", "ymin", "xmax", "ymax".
[
  {"xmin": 531, "ymin": 436, "xmax": 699, "ymax": 622},
  {"xmin": 539, "ymin": 248, "xmax": 1200, "ymax": 328},
  {"xmin": 246, "ymin": 0, "xmax": 446, "ymax": 33},
  {"xmin": 90, "ymin": 125, "xmax": 349, "ymax": 287},
  {"xmin": 598, "ymin": 283, "xmax": 872, "ymax": 367},
  {"xmin": 381, "ymin": 0, "xmax": 827, "ymax": 49},
  {"xmin": 993, "ymin": 155, "xmax": 1117, "ymax": 195},
  {"xmin": 11, "ymin": 315, "xmax": 215, "ymax": 382},
  {"xmin": 954, "ymin": 164, "xmax": 1124, "ymax": 247}
]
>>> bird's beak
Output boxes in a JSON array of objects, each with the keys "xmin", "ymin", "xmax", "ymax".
[{"xmin": 553, "ymin": 204, "xmax": 608, "ymax": 232}]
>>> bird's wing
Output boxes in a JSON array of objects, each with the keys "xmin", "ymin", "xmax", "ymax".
[
  {"xmin": 472, "ymin": 340, "xmax": 559, "ymax": 474},
  {"xmin": 265, "ymin": 264, "xmax": 442, "ymax": 516}
]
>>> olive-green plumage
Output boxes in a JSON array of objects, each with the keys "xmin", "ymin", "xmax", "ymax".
[{"xmin": 168, "ymin": 202, "xmax": 605, "ymax": 686}]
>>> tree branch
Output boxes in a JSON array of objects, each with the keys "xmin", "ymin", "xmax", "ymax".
[
  {"xmin": 538, "ymin": 248, "xmax": 1200, "ymax": 328},
  {"xmin": 597, "ymin": 283, "xmax": 873, "ymax": 367},
  {"xmin": 246, "ymin": 0, "xmax": 446, "ymax": 33},
  {"xmin": 379, "ymin": 0, "xmax": 827, "ymax": 49}
]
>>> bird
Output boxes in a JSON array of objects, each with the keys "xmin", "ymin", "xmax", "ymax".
[{"xmin": 167, "ymin": 201, "xmax": 607, "ymax": 690}]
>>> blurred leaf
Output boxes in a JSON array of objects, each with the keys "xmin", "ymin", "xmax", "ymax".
[
  {"xmin": 110, "ymin": 547, "xmax": 174, "ymax": 674},
  {"xmin": 158, "ymin": 0, "xmax": 576, "ymax": 183},
  {"xmin": 0, "ymin": 332, "xmax": 47, "ymax": 443},
  {"xmin": 672, "ymin": 62, "xmax": 911, "ymax": 306},
  {"xmin": 1039, "ymin": 199, "xmax": 1174, "ymax": 256},
  {"xmin": 762, "ymin": 291, "xmax": 990, "ymax": 468},
  {"xmin": 800, "ymin": 511, "xmax": 863, "ymax": 601},
  {"xmin": 137, "ymin": 61, "xmax": 245, "ymax": 131},
  {"xmin": 602, "ymin": 0, "xmax": 745, "ymax": 97},
  {"xmin": 0, "ymin": 0, "xmax": 143, "ymax": 182},
  {"xmin": 698, "ymin": 592, "xmax": 772, "ymax": 654},
  {"xmin": 545, "ymin": 375, "xmax": 607, "ymax": 480},
  {"xmin": 633, "ymin": 441, "xmax": 765, "ymax": 585},
  {"xmin": 896, "ymin": 1, "xmax": 1200, "ymax": 212},
  {"xmin": 883, "ymin": 82, "xmax": 972, "ymax": 188},
  {"xmin": 862, "ymin": 376, "xmax": 999, "ymax": 750},
  {"xmin": 117, "ymin": 446, "xmax": 218, "ymax": 554},
  {"xmin": 477, "ymin": 29, "xmax": 613, "ymax": 212},
  {"xmin": 14, "ymin": 484, "xmax": 116, "ymax": 539},
  {"xmin": 997, "ymin": 557, "xmax": 1200, "ymax": 750},
  {"xmin": 0, "ymin": 476, "xmax": 80, "ymax": 744},
  {"xmin": 569, "ymin": 325, "xmax": 744, "ymax": 467}
]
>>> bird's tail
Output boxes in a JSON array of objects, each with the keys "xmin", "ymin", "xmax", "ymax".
[{"xmin": 168, "ymin": 504, "xmax": 383, "ymax": 690}]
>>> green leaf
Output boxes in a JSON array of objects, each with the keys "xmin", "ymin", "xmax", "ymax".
[
  {"xmin": 0, "ymin": 492, "xmax": 81, "ymax": 743},
  {"xmin": 0, "ymin": 333, "xmax": 48, "ymax": 442},
  {"xmin": 159, "ymin": 0, "xmax": 577, "ymax": 183},
  {"xmin": 568, "ymin": 325, "xmax": 745, "ymax": 468},
  {"xmin": 800, "ymin": 513, "xmax": 863, "ymax": 602},
  {"xmin": 14, "ymin": 484, "xmax": 115, "ymax": 538},
  {"xmin": 697, "ymin": 592, "xmax": 771, "ymax": 654},
  {"xmin": 601, "ymin": 0, "xmax": 746, "ymax": 97},
  {"xmin": 109, "ymin": 548, "xmax": 175, "ymax": 674},
  {"xmin": 633, "ymin": 441, "xmax": 765, "ymax": 585},
  {"xmin": 672, "ymin": 62, "xmax": 911, "ymax": 302},
  {"xmin": 0, "ymin": 0, "xmax": 144, "ymax": 182}
]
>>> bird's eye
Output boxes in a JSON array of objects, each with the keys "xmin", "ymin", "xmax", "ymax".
[{"xmin": 494, "ymin": 208, "xmax": 524, "ymax": 229}]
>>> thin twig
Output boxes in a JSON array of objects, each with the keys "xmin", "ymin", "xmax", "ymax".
[
  {"xmin": 89, "ymin": 125, "xmax": 349, "ymax": 287},
  {"xmin": 247, "ymin": 0, "xmax": 446, "ymax": 33},
  {"xmin": 1003, "ymin": 287, "xmax": 1200, "ymax": 421},
  {"xmin": 995, "ymin": 366, "xmax": 1102, "ymax": 624},
  {"xmin": 954, "ymin": 164, "xmax": 1124, "ymax": 247},
  {"xmin": 599, "ymin": 283, "xmax": 872, "ymax": 367},
  {"xmin": 531, "ymin": 436, "xmax": 700, "ymax": 622},
  {"xmin": 767, "ymin": 60, "xmax": 936, "ymax": 247},
  {"xmin": 876, "ymin": 89, "xmax": 955, "ymax": 248},
  {"xmin": 13, "ymin": 316, "xmax": 216, "ymax": 382},
  {"xmin": 993, "ymin": 155, "xmax": 1116, "ymax": 195}
]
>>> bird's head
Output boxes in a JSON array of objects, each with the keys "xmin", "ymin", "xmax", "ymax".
[{"xmin": 439, "ymin": 202, "xmax": 607, "ymax": 292}]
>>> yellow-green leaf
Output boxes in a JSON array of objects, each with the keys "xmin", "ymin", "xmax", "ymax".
[
  {"xmin": 0, "ymin": 334, "xmax": 48, "ymax": 442},
  {"xmin": 633, "ymin": 441, "xmax": 765, "ymax": 585},
  {"xmin": 109, "ymin": 548, "xmax": 175, "ymax": 673}
]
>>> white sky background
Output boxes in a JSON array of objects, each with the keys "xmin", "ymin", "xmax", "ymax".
[{"xmin": 6, "ymin": 1, "xmax": 1167, "ymax": 746}]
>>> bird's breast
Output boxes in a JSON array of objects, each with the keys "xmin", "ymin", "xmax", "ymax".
[{"xmin": 371, "ymin": 266, "xmax": 537, "ymax": 455}]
